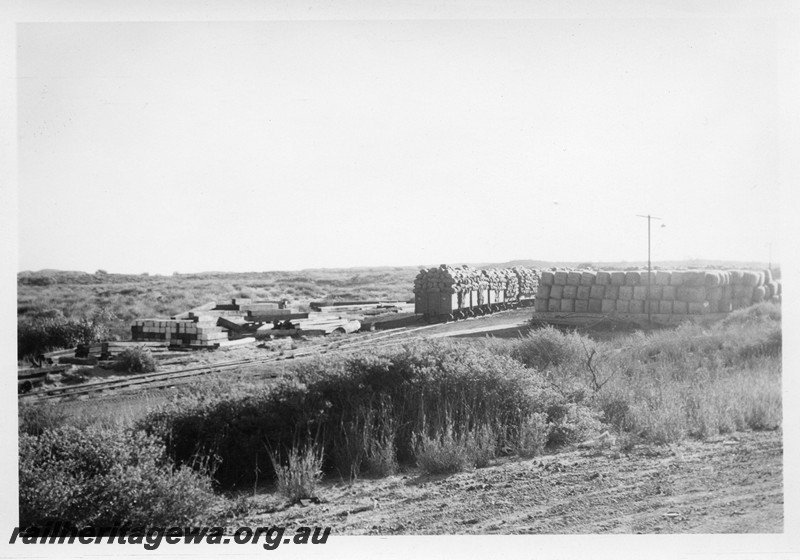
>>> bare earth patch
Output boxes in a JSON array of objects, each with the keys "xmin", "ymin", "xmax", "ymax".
[{"xmin": 239, "ymin": 430, "xmax": 782, "ymax": 535}]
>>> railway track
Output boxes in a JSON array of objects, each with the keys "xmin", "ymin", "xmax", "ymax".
[{"xmin": 20, "ymin": 319, "xmax": 451, "ymax": 403}]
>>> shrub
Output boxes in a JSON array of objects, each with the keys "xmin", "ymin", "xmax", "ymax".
[
  {"xmin": 737, "ymin": 328, "xmax": 781, "ymax": 361},
  {"xmin": 545, "ymin": 402, "xmax": 603, "ymax": 448},
  {"xmin": 722, "ymin": 301, "xmax": 781, "ymax": 326},
  {"xmin": 19, "ymin": 426, "xmax": 213, "ymax": 528},
  {"xmin": 516, "ymin": 412, "xmax": 549, "ymax": 458},
  {"xmin": 139, "ymin": 340, "xmax": 545, "ymax": 487},
  {"xmin": 114, "ymin": 348, "xmax": 157, "ymax": 373},
  {"xmin": 18, "ymin": 402, "xmax": 69, "ymax": 436},
  {"xmin": 414, "ymin": 424, "xmax": 474, "ymax": 475},
  {"xmin": 18, "ymin": 313, "xmax": 110, "ymax": 359},
  {"xmin": 361, "ymin": 402, "xmax": 398, "ymax": 477},
  {"xmin": 465, "ymin": 424, "xmax": 499, "ymax": 468},
  {"xmin": 596, "ymin": 302, "xmax": 782, "ymax": 442},
  {"xmin": 414, "ymin": 417, "xmax": 500, "ymax": 474},
  {"xmin": 512, "ymin": 326, "xmax": 589, "ymax": 371},
  {"xmin": 363, "ymin": 437, "xmax": 398, "ymax": 477},
  {"xmin": 268, "ymin": 443, "xmax": 324, "ymax": 503}
]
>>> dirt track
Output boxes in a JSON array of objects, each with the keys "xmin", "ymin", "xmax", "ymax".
[{"xmin": 243, "ymin": 430, "xmax": 782, "ymax": 534}]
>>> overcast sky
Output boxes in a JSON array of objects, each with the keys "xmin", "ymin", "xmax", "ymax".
[{"xmin": 12, "ymin": 4, "xmax": 796, "ymax": 273}]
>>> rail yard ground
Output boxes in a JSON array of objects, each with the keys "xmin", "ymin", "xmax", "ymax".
[{"xmin": 15, "ymin": 266, "xmax": 786, "ymax": 543}]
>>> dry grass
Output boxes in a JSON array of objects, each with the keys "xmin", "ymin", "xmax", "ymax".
[
  {"xmin": 414, "ymin": 423, "xmax": 475, "ymax": 475},
  {"xmin": 268, "ymin": 444, "xmax": 325, "ymax": 503},
  {"xmin": 589, "ymin": 303, "xmax": 782, "ymax": 443},
  {"xmin": 414, "ymin": 419, "xmax": 500, "ymax": 474}
]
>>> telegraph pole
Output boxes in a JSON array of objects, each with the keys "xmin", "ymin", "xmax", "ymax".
[
  {"xmin": 769, "ymin": 243, "xmax": 772, "ymax": 271},
  {"xmin": 637, "ymin": 214, "xmax": 662, "ymax": 324}
]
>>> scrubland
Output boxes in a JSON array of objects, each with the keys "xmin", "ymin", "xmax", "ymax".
[
  {"xmin": 18, "ymin": 300, "xmax": 782, "ymax": 532},
  {"xmin": 17, "ymin": 268, "xmax": 417, "ymax": 349}
]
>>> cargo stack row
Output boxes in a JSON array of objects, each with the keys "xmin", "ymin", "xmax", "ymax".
[
  {"xmin": 413, "ymin": 264, "xmax": 539, "ymax": 318},
  {"xmin": 534, "ymin": 269, "xmax": 781, "ymax": 315}
]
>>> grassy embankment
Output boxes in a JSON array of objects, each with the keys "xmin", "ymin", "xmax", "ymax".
[{"xmin": 18, "ymin": 301, "xmax": 781, "ymax": 528}]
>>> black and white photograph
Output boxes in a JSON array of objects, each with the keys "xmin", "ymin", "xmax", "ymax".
[{"xmin": 2, "ymin": 1, "xmax": 798, "ymax": 558}]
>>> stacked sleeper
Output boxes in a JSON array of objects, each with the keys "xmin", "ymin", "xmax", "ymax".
[
  {"xmin": 84, "ymin": 341, "xmax": 169, "ymax": 360},
  {"xmin": 132, "ymin": 315, "xmax": 229, "ymax": 347},
  {"xmin": 534, "ymin": 269, "xmax": 781, "ymax": 315}
]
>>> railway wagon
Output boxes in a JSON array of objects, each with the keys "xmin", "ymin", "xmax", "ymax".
[{"xmin": 413, "ymin": 265, "xmax": 539, "ymax": 321}]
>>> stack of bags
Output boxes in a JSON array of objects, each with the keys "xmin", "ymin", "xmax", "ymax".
[
  {"xmin": 413, "ymin": 265, "xmax": 483, "ymax": 296},
  {"xmin": 535, "ymin": 269, "xmax": 780, "ymax": 315},
  {"xmin": 501, "ymin": 268, "xmax": 520, "ymax": 300},
  {"xmin": 513, "ymin": 266, "xmax": 539, "ymax": 298},
  {"xmin": 413, "ymin": 264, "xmax": 540, "ymax": 314}
]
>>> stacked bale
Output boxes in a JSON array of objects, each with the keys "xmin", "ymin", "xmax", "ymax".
[
  {"xmin": 513, "ymin": 267, "xmax": 539, "ymax": 299},
  {"xmin": 414, "ymin": 265, "xmax": 478, "ymax": 314},
  {"xmin": 534, "ymin": 268, "xmax": 777, "ymax": 316},
  {"xmin": 414, "ymin": 264, "xmax": 538, "ymax": 315},
  {"xmin": 482, "ymin": 268, "xmax": 508, "ymax": 306},
  {"xmin": 503, "ymin": 269, "xmax": 520, "ymax": 301}
]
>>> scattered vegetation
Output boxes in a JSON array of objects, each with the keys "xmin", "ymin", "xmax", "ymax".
[
  {"xmin": 17, "ymin": 309, "xmax": 112, "ymax": 360},
  {"xmin": 17, "ymin": 284, "xmax": 781, "ymax": 526},
  {"xmin": 414, "ymin": 423, "xmax": 476, "ymax": 475},
  {"xmin": 19, "ymin": 425, "xmax": 214, "ymax": 528},
  {"xmin": 516, "ymin": 412, "xmax": 549, "ymax": 458},
  {"xmin": 139, "ymin": 339, "xmax": 601, "ymax": 487},
  {"xmin": 18, "ymin": 268, "xmax": 417, "ymax": 344},
  {"xmin": 414, "ymin": 421, "xmax": 499, "ymax": 474},
  {"xmin": 18, "ymin": 401, "xmax": 70, "ymax": 437},
  {"xmin": 113, "ymin": 347, "xmax": 158, "ymax": 373},
  {"xmin": 268, "ymin": 443, "xmax": 325, "ymax": 503}
]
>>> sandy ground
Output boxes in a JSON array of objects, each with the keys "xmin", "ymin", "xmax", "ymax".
[{"xmin": 237, "ymin": 430, "xmax": 782, "ymax": 535}]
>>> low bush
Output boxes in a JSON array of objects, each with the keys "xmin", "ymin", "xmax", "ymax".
[
  {"xmin": 134, "ymin": 302, "xmax": 781, "ymax": 492},
  {"xmin": 465, "ymin": 424, "xmax": 499, "ymax": 468},
  {"xmin": 414, "ymin": 420, "xmax": 499, "ymax": 474},
  {"xmin": 512, "ymin": 325, "xmax": 589, "ymax": 371},
  {"xmin": 18, "ymin": 401, "xmax": 69, "ymax": 436},
  {"xmin": 722, "ymin": 301, "xmax": 781, "ymax": 326},
  {"xmin": 414, "ymin": 425, "xmax": 474, "ymax": 475},
  {"xmin": 139, "ymin": 340, "xmax": 552, "ymax": 487},
  {"xmin": 361, "ymin": 402, "xmax": 398, "ymax": 477},
  {"xmin": 113, "ymin": 347, "xmax": 157, "ymax": 373},
  {"xmin": 516, "ymin": 413, "xmax": 549, "ymax": 458},
  {"xmin": 18, "ymin": 312, "xmax": 111, "ymax": 359},
  {"xmin": 595, "ymin": 302, "xmax": 782, "ymax": 442},
  {"xmin": 19, "ymin": 426, "xmax": 214, "ymax": 528},
  {"xmin": 545, "ymin": 402, "xmax": 603, "ymax": 447},
  {"xmin": 268, "ymin": 443, "xmax": 324, "ymax": 503}
]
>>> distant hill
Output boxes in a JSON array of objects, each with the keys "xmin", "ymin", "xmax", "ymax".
[
  {"xmin": 485, "ymin": 259, "xmax": 775, "ymax": 271},
  {"xmin": 19, "ymin": 258, "xmax": 777, "ymax": 286}
]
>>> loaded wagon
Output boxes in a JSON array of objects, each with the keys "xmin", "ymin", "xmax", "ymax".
[{"xmin": 413, "ymin": 265, "xmax": 539, "ymax": 321}]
